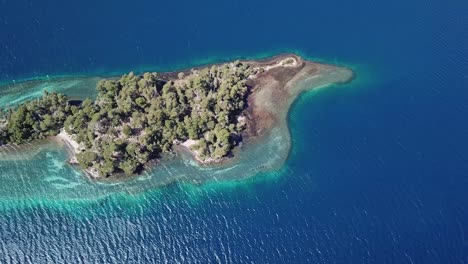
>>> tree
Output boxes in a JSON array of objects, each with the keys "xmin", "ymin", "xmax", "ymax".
[
  {"xmin": 76, "ymin": 151, "xmax": 97, "ymax": 168},
  {"xmin": 122, "ymin": 125, "xmax": 132, "ymax": 136},
  {"xmin": 119, "ymin": 158, "xmax": 139, "ymax": 176}
]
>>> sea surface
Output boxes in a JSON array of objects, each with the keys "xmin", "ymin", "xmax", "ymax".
[{"xmin": 0, "ymin": 0, "xmax": 467, "ymax": 263}]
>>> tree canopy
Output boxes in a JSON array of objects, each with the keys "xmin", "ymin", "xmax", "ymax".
[
  {"xmin": 0, "ymin": 61, "xmax": 256, "ymax": 177},
  {"xmin": 0, "ymin": 91, "xmax": 71, "ymax": 144}
]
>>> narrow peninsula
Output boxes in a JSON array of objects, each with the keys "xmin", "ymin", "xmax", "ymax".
[{"xmin": 0, "ymin": 54, "xmax": 353, "ymax": 179}]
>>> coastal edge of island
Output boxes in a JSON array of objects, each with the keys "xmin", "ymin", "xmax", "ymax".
[{"xmin": 1, "ymin": 54, "xmax": 354, "ymax": 181}]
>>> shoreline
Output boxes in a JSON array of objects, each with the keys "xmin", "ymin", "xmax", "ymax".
[
  {"xmin": 54, "ymin": 130, "xmax": 97, "ymax": 179},
  {"xmin": 1, "ymin": 53, "xmax": 354, "ymax": 183}
]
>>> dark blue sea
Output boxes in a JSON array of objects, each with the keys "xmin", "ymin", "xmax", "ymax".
[{"xmin": 0, "ymin": 0, "xmax": 467, "ymax": 263}]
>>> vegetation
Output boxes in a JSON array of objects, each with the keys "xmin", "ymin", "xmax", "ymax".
[
  {"xmin": 0, "ymin": 91, "xmax": 71, "ymax": 144},
  {"xmin": 0, "ymin": 61, "xmax": 256, "ymax": 177}
]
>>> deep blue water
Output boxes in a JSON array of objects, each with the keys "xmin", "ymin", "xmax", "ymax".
[{"xmin": 1, "ymin": 0, "xmax": 468, "ymax": 263}]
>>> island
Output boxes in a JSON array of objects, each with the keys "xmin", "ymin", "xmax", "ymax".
[{"xmin": 0, "ymin": 54, "xmax": 353, "ymax": 179}]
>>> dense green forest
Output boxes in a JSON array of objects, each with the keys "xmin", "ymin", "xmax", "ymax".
[
  {"xmin": 0, "ymin": 61, "xmax": 255, "ymax": 177},
  {"xmin": 0, "ymin": 92, "xmax": 71, "ymax": 144}
]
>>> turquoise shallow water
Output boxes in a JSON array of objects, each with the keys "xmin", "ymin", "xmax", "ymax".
[{"xmin": 1, "ymin": 0, "xmax": 467, "ymax": 262}]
